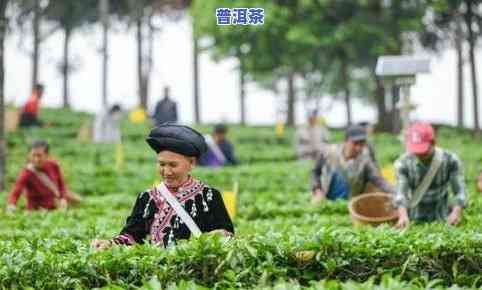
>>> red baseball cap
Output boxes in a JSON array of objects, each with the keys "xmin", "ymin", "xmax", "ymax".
[{"xmin": 406, "ymin": 122, "xmax": 435, "ymax": 154}]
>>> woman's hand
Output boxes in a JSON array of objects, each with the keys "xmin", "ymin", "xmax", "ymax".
[
  {"xmin": 58, "ymin": 198, "xmax": 68, "ymax": 210},
  {"xmin": 209, "ymin": 229, "xmax": 233, "ymax": 237},
  {"xmin": 91, "ymin": 239, "xmax": 113, "ymax": 251},
  {"xmin": 311, "ymin": 189, "xmax": 326, "ymax": 204},
  {"xmin": 395, "ymin": 207, "xmax": 410, "ymax": 229},
  {"xmin": 6, "ymin": 204, "xmax": 16, "ymax": 214},
  {"xmin": 448, "ymin": 206, "xmax": 463, "ymax": 226}
]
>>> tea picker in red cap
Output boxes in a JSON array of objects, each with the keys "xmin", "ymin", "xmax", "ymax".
[{"xmin": 393, "ymin": 122, "xmax": 468, "ymax": 228}]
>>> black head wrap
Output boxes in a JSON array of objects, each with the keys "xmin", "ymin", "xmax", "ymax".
[{"xmin": 146, "ymin": 123, "xmax": 207, "ymax": 157}]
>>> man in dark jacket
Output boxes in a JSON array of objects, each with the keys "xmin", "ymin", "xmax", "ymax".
[{"xmin": 152, "ymin": 86, "xmax": 178, "ymax": 126}]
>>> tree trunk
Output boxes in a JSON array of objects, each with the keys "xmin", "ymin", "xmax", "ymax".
[
  {"xmin": 455, "ymin": 15, "xmax": 464, "ymax": 128},
  {"xmin": 136, "ymin": 16, "xmax": 148, "ymax": 110},
  {"xmin": 391, "ymin": 84, "xmax": 401, "ymax": 134},
  {"xmin": 100, "ymin": 0, "xmax": 109, "ymax": 108},
  {"xmin": 193, "ymin": 30, "xmax": 201, "ymax": 124},
  {"xmin": 145, "ymin": 15, "xmax": 154, "ymax": 110},
  {"xmin": 371, "ymin": 1, "xmax": 389, "ymax": 132},
  {"xmin": 62, "ymin": 26, "xmax": 71, "ymax": 108},
  {"xmin": 374, "ymin": 76, "xmax": 389, "ymax": 132},
  {"xmin": 136, "ymin": 17, "xmax": 148, "ymax": 110},
  {"xmin": 0, "ymin": 0, "xmax": 8, "ymax": 191},
  {"xmin": 32, "ymin": 0, "xmax": 40, "ymax": 90},
  {"xmin": 286, "ymin": 73, "xmax": 295, "ymax": 127},
  {"xmin": 136, "ymin": 18, "xmax": 143, "ymax": 109},
  {"xmin": 341, "ymin": 61, "xmax": 352, "ymax": 126},
  {"xmin": 239, "ymin": 56, "xmax": 246, "ymax": 125},
  {"xmin": 465, "ymin": 1, "xmax": 479, "ymax": 132}
]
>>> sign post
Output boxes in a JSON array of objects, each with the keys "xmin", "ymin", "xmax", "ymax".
[{"xmin": 376, "ymin": 56, "xmax": 430, "ymax": 138}]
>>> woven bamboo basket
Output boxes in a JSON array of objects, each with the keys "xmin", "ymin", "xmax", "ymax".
[{"xmin": 348, "ymin": 192, "xmax": 398, "ymax": 227}]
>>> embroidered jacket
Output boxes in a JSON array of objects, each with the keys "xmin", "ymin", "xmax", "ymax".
[{"xmin": 112, "ymin": 177, "xmax": 234, "ymax": 247}]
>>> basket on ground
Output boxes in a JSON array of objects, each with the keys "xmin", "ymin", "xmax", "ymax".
[{"xmin": 348, "ymin": 192, "xmax": 398, "ymax": 227}]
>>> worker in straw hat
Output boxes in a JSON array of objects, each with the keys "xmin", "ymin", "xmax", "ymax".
[
  {"xmin": 393, "ymin": 122, "xmax": 468, "ymax": 229},
  {"xmin": 311, "ymin": 125, "xmax": 394, "ymax": 203}
]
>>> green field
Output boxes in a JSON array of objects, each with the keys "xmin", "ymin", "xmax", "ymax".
[{"xmin": 0, "ymin": 109, "xmax": 481, "ymax": 289}]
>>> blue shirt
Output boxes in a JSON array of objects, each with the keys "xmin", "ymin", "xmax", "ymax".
[{"xmin": 326, "ymin": 171, "xmax": 350, "ymax": 200}]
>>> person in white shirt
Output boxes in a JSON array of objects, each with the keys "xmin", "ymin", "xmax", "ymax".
[{"xmin": 295, "ymin": 110, "xmax": 331, "ymax": 160}]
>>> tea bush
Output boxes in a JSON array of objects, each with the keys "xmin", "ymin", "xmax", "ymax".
[{"xmin": 0, "ymin": 109, "xmax": 480, "ymax": 289}]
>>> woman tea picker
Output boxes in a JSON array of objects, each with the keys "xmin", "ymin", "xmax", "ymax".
[
  {"xmin": 6, "ymin": 140, "xmax": 82, "ymax": 211},
  {"xmin": 91, "ymin": 124, "xmax": 234, "ymax": 250}
]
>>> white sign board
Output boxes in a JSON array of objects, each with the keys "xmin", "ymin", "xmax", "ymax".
[{"xmin": 376, "ymin": 56, "xmax": 430, "ymax": 77}]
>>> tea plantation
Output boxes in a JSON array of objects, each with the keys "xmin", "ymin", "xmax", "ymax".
[{"xmin": 0, "ymin": 109, "xmax": 481, "ymax": 289}]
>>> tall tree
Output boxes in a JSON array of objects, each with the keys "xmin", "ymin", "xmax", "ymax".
[
  {"xmin": 463, "ymin": 0, "xmax": 480, "ymax": 132},
  {"xmin": 286, "ymin": 73, "xmax": 295, "ymax": 126},
  {"xmin": 341, "ymin": 60, "xmax": 352, "ymax": 125},
  {"xmin": 193, "ymin": 32, "xmax": 200, "ymax": 123},
  {"xmin": 100, "ymin": 0, "xmax": 109, "ymax": 108},
  {"xmin": 363, "ymin": 0, "xmax": 425, "ymax": 132},
  {"xmin": 192, "ymin": 1, "xmax": 310, "ymax": 127},
  {"xmin": 0, "ymin": 0, "xmax": 9, "ymax": 191},
  {"xmin": 15, "ymin": 0, "xmax": 47, "ymax": 90},
  {"xmin": 61, "ymin": 23, "xmax": 71, "ymax": 108},
  {"xmin": 239, "ymin": 53, "xmax": 246, "ymax": 125},
  {"xmin": 31, "ymin": 0, "xmax": 40, "ymax": 89},
  {"xmin": 455, "ymin": 16, "xmax": 465, "ymax": 128},
  {"xmin": 136, "ymin": 14, "xmax": 148, "ymax": 110},
  {"xmin": 127, "ymin": 0, "xmax": 152, "ymax": 110},
  {"xmin": 192, "ymin": 0, "xmax": 426, "ymax": 128},
  {"xmin": 422, "ymin": 0, "xmax": 482, "ymax": 132},
  {"xmin": 43, "ymin": 0, "xmax": 98, "ymax": 108},
  {"xmin": 112, "ymin": 0, "xmax": 190, "ymax": 110},
  {"xmin": 192, "ymin": 14, "xmax": 200, "ymax": 124},
  {"xmin": 421, "ymin": 1, "xmax": 466, "ymax": 128}
]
